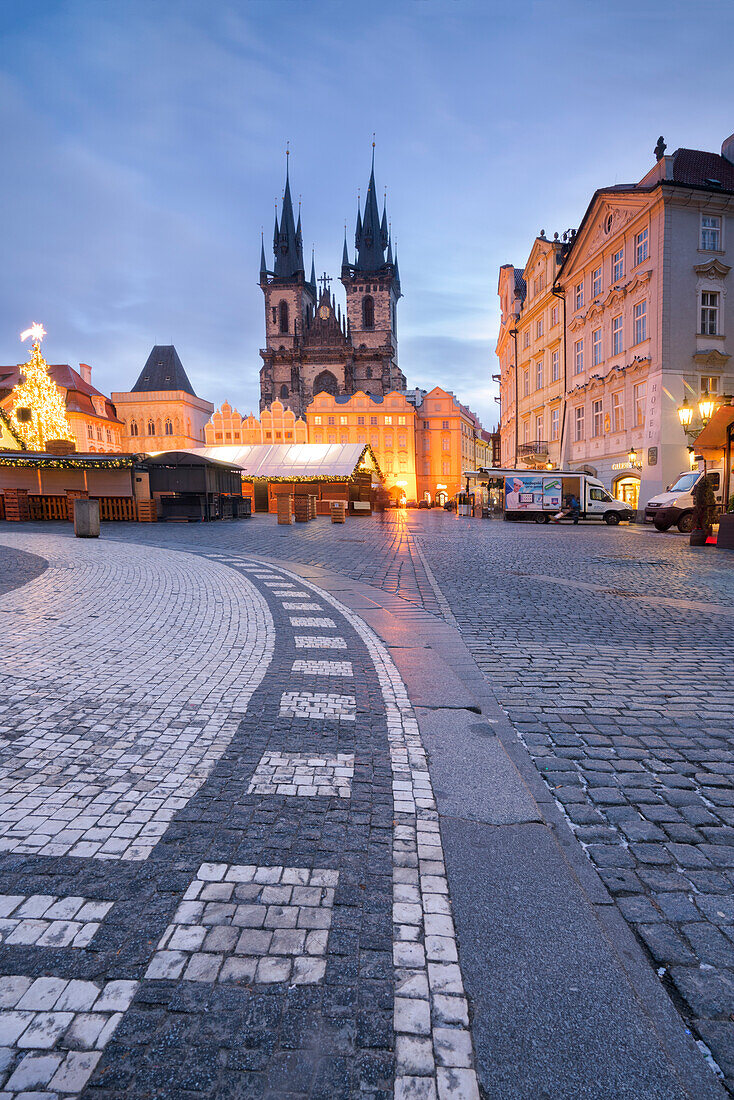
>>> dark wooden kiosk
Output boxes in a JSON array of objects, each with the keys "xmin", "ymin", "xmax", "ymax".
[{"xmin": 142, "ymin": 451, "xmax": 249, "ymax": 522}]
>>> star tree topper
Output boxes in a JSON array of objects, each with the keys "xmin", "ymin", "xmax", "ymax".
[{"xmin": 20, "ymin": 322, "xmax": 47, "ymax": 344}]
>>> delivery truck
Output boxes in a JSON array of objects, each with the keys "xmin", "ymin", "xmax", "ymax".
[
  {"xmin": 477, "ymin": 469, "xmax": 635, "ymax": 524},
  {"xmin": 644, "ymin": 467, "xmax": 723, "ymax": 532}
]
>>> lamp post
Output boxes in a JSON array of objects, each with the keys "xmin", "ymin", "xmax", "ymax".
[
  {"xmin": 627, "ymin": 446, "xmax": 641, "ymax": 469},
  {"xmin": 698, "ymin": 389, "xmax": 717, "ymax": 427},
  {"xmin": 677, "ymin": 396, "xmax": 694, "ymax": 433}
]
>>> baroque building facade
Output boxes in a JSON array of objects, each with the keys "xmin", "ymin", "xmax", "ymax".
[
  {"xmin": 497, "ymin": 130, "xmax": 734, "ymax": 511},
  {"xmin": 205, "ymin": 400, "xmax": 307, "ymax": 446},
  {"xmin": 112, "ymin": 345, "xmax": 213, "ymax": 452},
  {"xmin": 259, "ymin": 154, "xmax": 406, "ymax": 417}
]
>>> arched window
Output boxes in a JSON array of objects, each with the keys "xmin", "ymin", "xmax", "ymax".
[
  {"xmin": 280, "ymin": 384, "xmax": 289, "ymax": 400},
  {"xmin": 366, "ymin": 366, "xmax": 373, "ymax": 379},
  {"xmin": 87, "ymin": 424, "xmax": 93, "ymax": 440},
  {"xmin": 313, "ymin": 370, "xmax": 338, "ymax": 397},
  {"xmin": 362, "ymin": 295, "xmax": 374, "ymax": 329},
  {"xmin": 147, "ymin": 419, "xmax": 155, "ymax": 436},
  {"xmin": 165, "ymin": 418, "xmax": 173, "ymax": 436},
  {"xmin": 130, "ymin": 419, "xmax": 139, "ymax": 437},
  {"xmin": 279, "ymin": 300, "xmax": 289, "ymax": 334}
]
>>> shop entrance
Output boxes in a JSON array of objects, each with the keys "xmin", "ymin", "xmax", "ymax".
[{"xmin": 612, "ymin": 475, "xmax": 640, "ymax": 509}]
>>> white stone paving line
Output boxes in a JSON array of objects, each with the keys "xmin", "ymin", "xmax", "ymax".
[
  {"xmin": 292, "ymin": 660, "xmax": 354, "ymax": 677},
  {"xmin": 282, "ymin": 602, "xmax": 325, "ymax": 611},
  {"xmin": 146, "ymin": 863, "xmax": 338, "ymax": 986},
  {"xmin": 253, "ymin": 563, "xmax": 481, "ymax": 1100},
  {"xmin": 279, "ymin": 691, "xmax": 356, "ymax": 722},
  {"xmin": 0, "ymin": 975, "xmax": 138, "ymax": 1098},
  {"xmin": 293, "ymin": 635, "xmax": 348, "ymax": 650},
  {"xmin": 0, "ymin": 535, "xmax": 275, "ymax": 861},
  {"xmin": 248, "ymin": 752, "xmax": 354, "ymax": 798},
  {"xmin": 288, "ymin": 617, "xmax": 337, "ymax": 628},
  {"xmin": 0, "ymin": 894, "xmax": 111, "ymax": 949}
]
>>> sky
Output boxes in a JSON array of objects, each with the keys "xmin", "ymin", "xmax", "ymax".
[{"xmin": 1, "ymin": 0, "xmax": 733, "ymax": 431}]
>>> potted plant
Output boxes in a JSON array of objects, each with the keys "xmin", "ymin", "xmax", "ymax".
[{"xmin": 689, "ymin": 474, "xmax": 717, "ymax": 546}]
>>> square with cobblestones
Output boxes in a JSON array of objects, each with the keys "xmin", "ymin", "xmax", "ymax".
[
  {"xmin": 0, "ymin": 892, "xmax": 111, "ymax": 949},
  {"xmin": 248, "ymin": 751, "xmax": 355, "ymax": 797},
  {"xmin": 146, "ymin": 863, "xmax": 338, "ymax": 985}
]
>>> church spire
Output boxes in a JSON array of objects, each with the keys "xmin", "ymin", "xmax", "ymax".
[
  {"xmin": 260, "ymin": 232, "xmax": 268, "ymax": 282},
  {"xmin": 309, "ymin": 248, "xmax": 317, "ymax": 293},
  {"xmin": 273, "ymin": 150, "xmax": 304, "ymax": 279},
  {"xmin": 342, "ymin": 228, "xmax": 350, "ymax": 270},
  {"xmin": 354, "ymin": 144, "xmax": 388, "ymax": 273}
]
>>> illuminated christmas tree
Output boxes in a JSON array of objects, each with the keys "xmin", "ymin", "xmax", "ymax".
[{"xmin": 10, "ymin": 324, "xmax": 75, "ymax": 451}]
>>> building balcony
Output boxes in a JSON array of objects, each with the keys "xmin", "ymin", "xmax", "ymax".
[{"xmin": 518, "ymin": 441, "xmax": 550, "ymax": 466}]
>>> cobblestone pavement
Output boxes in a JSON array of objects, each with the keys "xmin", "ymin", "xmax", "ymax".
[
  {"xmin": 42, "ymin": 509, "xmax": 734, "ymax": 1091},
  {"xmin": 0, "ymin": 531, "xmax": 479, "ymax": 1100}
]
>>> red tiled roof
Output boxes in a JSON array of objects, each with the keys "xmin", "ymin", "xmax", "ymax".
[
  {"xmin": 671, "ymin": 149, "xmax": 734, "ymax": 191},
  {"xmin": 0, "ymin": 363, "xmax": 122, "ymax": 425}
]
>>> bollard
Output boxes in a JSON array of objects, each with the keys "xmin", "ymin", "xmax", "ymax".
[{"xmin": 74, "ymin": 498, "xmax": 100, "ymax": 538}]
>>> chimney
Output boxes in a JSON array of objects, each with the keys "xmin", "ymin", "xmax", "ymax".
[
  {"xmin": 722, "ymin": 132, "xmax": 734, "ymax": 165},
  {"xmin": 79, "ymin": 363, "xmax": 92, "ymax": 385}
]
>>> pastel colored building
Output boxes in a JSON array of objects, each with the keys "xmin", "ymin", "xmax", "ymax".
[
  {"xmin": 306, "ymin": 390, "xmax": 417, "ymax": 500},
  {"xmin": 0, "ymin": 361, "xmax": 123, "ymax": 454},
  {"xmin": 414, "ymin": 387, "xmax": 481, "ymax": 504},
  {"xmin": 497, "ymin": 131, "xmax": 734, "ymax": 510},
  {"xmin": 112, "ymin": 345, "xmax": 213, "ymax": 453},
  {"xmin": 205, "ymin": 400, "xmax": 307, "ymax": 446}
]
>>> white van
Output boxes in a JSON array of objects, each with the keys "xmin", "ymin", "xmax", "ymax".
[
  {"xmin": 478, "ymin": 469, "xmax": 634, "ymax": 524},
  {"xmin": 645, "ymin": 468, "xmax": 723, "ymax": 532}
]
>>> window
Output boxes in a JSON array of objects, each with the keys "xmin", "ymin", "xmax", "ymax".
[
  {"xmin": 633, "ymin": 382, "xmax": 646, "ymax": 427},
  {"xmin": 535, "ymin": 414, "xmax": 543, "ymax": 441},
  {"xmin": 327, "ymin": 433, "xmax": 336, "ymax": 444},
  {"xmin": 533, "ymin": 360, "xmax": 542, "ymax": 389},
  {"xmin": 592, "ymin": 266, "xmax": 602, "ymax": 297},
  {"xmin": 574, "ymin": 339, "xmax": 584, "ymax": 375},
  {"xmin": 130, "ymin": 419, "xmax": 139, "ymax": 437},
  {"xmin": 612, "ymin": 314, "xmax": 623, "ymax": 356},
  {"xmin": 399, "ymin": 457, "xmax": 407, "ymax": 473},
  {"xmin": 398, "ymin": 434, "xmax": 407, "ymax": 449},
  {"xmin": 523, "ymin": 370, "xmax": 530, "ymax": 396},
  {"xmin": 442, "ymin": 437, "xmax": 450, "ymax": 451},
  {"xmin": 423, "ymin": 436, "xmax": 430, "ymax": 452},
  {"xmin": 442, "ymin": 460, "xmax": 450, "ymax": 475},
  {"xmin": 384, "ymin": 415, "xmax": 392, "ymax": 425},
  {"xmin": 327, "ymin": 416, "xmax": 335, "ymax": 426},
  {"xmin": 574, "ymin": 282, "xmax": 584, "ymax": 310},
  {"xmin": 701, "ymin": 215, "xmax": 721, "ymax": 251},
  {"xmin": 551, "ymin": 349, "xmax": 560, "ymax": 382},
  {"xmin": 385, "ymin": 435, "xmax": 393, "ymax": 449},
  {"xmin": 523, "ymin": 330, "xmax": 530, "ymax": 349},
  {"xmin": 357, "ymin": 415, "xmax": 365, "ymax": 426},
  {"xmin": 106, "ymin": 429, "xmax": 112, "ymax": 443},
  {"xmin": 442, "ymin": 420, "xmax": 449, "ymax": 430},
  {"xmin": 164, "ymin": 418, "xmax": 173, "ymax": 436},
  {"xmin": 551, "ymin": 305, "xmax": 559, "ymax": 327},
  {"xmin": 592, "ymin": 399, "xmax": 603, "ymax": 437},
  {"xmin": 533, "ymin": 273, "xmax": 545, "ymax": 296},
  {"xmin": 278, "ymin": 300, "xmax": 289, "ymax": 334},
  {"xmin": 357, "ymin": 433, "xmax": 365, "ymax": 445},
  {"xmin": 612, "ymin": 391, "xmax": 624, "ymax": 432},
  {"xmin": 385, "ymin": 456, "xmax": 393, "ymax": 472},
  {"xmin": 523, "ymin": 420, "xmax": 530, "ymax": 444},
  {"xmin": 701, "ymin": 375, "xmax": 720, "ymax": 394},
  {"xmin": 340, "ymin": 434, "xmax": 348, "ymax": 444},
  {"xmin": 95, "ymin": 426, "xmax": 102, "ymax": 441},
  {"xmin": 147, "ymin": 419, "xmax": 155, "ymax": 436},
  {"xmin": 550, "ymin": 407, "xmax": 560, "ymax": 440},
  {"xmin": 574, "ymin": 406, "xmax": 585, "ymax": 441},
  {"xmin": 339, "ymin": 415, "xmax": 348, "ymax": 425},
  {"xmin": 280, "ymin": 384, "xmax": 288, "ymax": 399},
  {"xmin": 398, "ymin": 415, "xmax": 406, "ymax": 425},
  {"xmin": 87, "ymin": 424, "xmax": 93, "ymax": 439},
  {"xmin": 536, "ymin": 318, "xmax": 544, "ymax": 339},
  {"xmin": 362, "ymin": 296, "xmax": 374, "ymax": 329},
  {"xmin": 635, "ymin": 227, "xmax": 648, "ymax": 265},
  {"xmin": 423, "ymin": 420, "xmax": 429, "ymax": 429},
  {"xmin": 701, "ymin": 291, "xmax": 719, "ymax": 336},
  {"xmin": 592, "ymin": 327, "xmax": 602, "ymax": 366},
  {"xmin": 633, "ymin": 300, "xmax": 647, "ymax": 343},
  {"xmin": 612, "ymin": 249, "xmax": 624, "ymax": 282},
  {"xmin": 314, "ymin": 415, "xmax": 322, "ymax": 425},
  {"xmin": 370, "ymin": 416, "xmax": 378, "ymax": 426}
]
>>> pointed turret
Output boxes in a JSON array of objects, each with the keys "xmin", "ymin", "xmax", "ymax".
[
  {"xmin": 342, "ymin": 230, "xmax": 350, "ymax": 270},
  {"xmin": 393, "ymin": 246, "xmax": 401, "ymax": 290},
  {"xmin": 260, "ymin": 234, "xmax": 268, "ymax": 282},
  {"xmin": 354, "ymin": 149, "xmax": 388, "ymax": 272},
  {"xmin": 380, "ymin": 200, "xmax": 388, "ymax": 250},
  {"xmin": 273, "ymin": 155, "xmax": 304, "ymax": 279},
  {"xmin": 309, "ymin": 249, "xmax": 317, "ymax": 294}
]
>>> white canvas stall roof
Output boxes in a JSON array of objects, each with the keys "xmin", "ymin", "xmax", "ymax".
[{"xmin": 154, "ymin": 443, "xmax": 378, "ymax": 481}]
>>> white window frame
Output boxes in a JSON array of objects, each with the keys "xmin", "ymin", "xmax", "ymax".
[
  {"xmin": 612, "ymin": 314, "xmax": 623, "ymax": 356},
  {"xmin": 574, "ymin": 339, "xmax": 584, "ymax": 375},
  {"xmin": 550, "ymin": 406, "xmax": 560, "ymax": 440},
  {"xmin": 633, "ymin": 300, "xmax": 647, "ymax": 344},
  {"xmin": 536, "ymin": 360, "xmax": 543, "ymax": 389},
  {"xmin": 701, "ymin": 214, "xmax": 722, "ymax": 251},
  {"xmin": 551, "ymin": 305, "xmax": 559, "ymax": 326},
  {"xmin": 633, "ymin": 382, "xmax": 646, "ymax": 427},
  {"xmin": 535, "ymin": 414, "xmax": 543, "ymax": 442},
  {"xmin": 551, "ymin": 349, "xmax": 560, "ymax": 382},
  {"xmin": 612, "ymin": 248, "xmax": 624, "ymax": 282},
  {"xmin": 592, "ymin": 266, "xmax": 602, "ymax": 297},
  {"xmin": 574, "ymin": 406, "xmax": 585, "ymax": 442},
  {"xmin": 611, "ymin": 391, "xmax": 624, "ymax": 433},
  {"xmin": 574, "ymin": 282, "xmax": 584, "ymax": 310},
  {"xmin": 700, "ymin": 291, "xmax": 719, "ymax": 336},
  {"xmin": 536, "ymin": 318, "xmax": 544, "ymax": 338},
  {"xmin": 635, "ymin": 227, "xmax": 648, "ymax": 266},
  {"xmin": 592, "ymin": 327, "xmax": 602, "ymax": 367},
  {"xmin": 592, "ymin": 399, "xmax": 603, "ymax": 438},
  {"xmin": 523, "ymin": 330, "xmax": 530, "ymax": 349},
  {"xmin": 523, "ymin": 370, "xmax": 530, "ymax": 397}
]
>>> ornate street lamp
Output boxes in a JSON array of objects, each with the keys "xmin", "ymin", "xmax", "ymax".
[
  {"xmin": 545, "ymin": 460, "xmax": 554, "ymax": 470},
  {"xmin": 698, "ymin": 389, "xmax": 717, "ymax": 426},
  {"xmin": 628, "ymin": 446, "xmax": 638, "ymax": 467},
  {"xmin": 677, "ymin": 397, "xmax": 693, "ymax": 430}
]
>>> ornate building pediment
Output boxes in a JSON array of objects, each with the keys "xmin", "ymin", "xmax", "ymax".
[
  {"xmin": 693, "ymin": 348, "xmax": 731, "ymax": 366},
  {"xmin": 693, "ymin": 258, "xmax": 731, "ymax": 280}
]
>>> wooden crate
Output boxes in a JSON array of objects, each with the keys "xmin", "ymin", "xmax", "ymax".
[
  {"xmin": 330, "ymin": 501, "xmax": 346, "ymax": 524},
  {"xmin": 277, "ymin": 494, "xmax": 293, "ymax": 525},
  {"xmin": 136, "ymin": 500, "xmax": 158, "ymax": 522},
  {"xmin": 2, "ymin": 489, "xmax": 30, "ymax": 522}
]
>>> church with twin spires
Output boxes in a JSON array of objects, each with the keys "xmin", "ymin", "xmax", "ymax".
[{"xmin": 258, "ymin": 152, "xmax": 406, "ymax": 418}]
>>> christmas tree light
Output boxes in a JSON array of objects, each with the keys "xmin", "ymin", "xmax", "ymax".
[{"xmin": 10, "ymin": 324, "xmax": 75, "ymax": 451}]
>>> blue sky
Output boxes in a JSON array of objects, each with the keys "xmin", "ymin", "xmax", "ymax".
[{"xmin": 2, "ymin": 0, "xmax": 733, "ymax": 430}]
